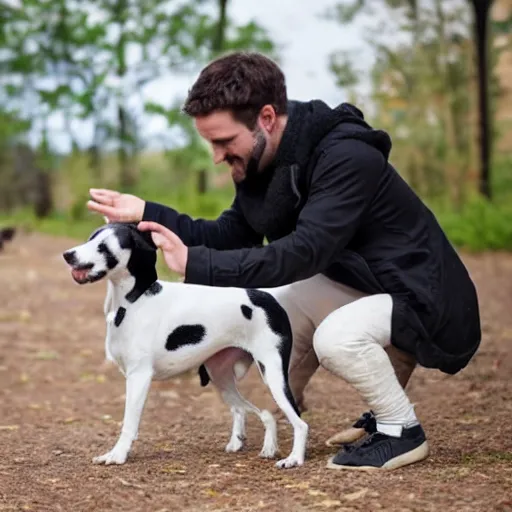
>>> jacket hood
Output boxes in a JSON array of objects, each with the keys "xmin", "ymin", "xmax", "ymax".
[{"xmin": 271, "ymin": 99, "xmax": 393, "ymax": 171}]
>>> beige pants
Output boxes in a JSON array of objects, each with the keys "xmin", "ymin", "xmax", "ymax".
[{"xmin": 264, "ymin": 274, "xmax": 417, "ymax": 429}]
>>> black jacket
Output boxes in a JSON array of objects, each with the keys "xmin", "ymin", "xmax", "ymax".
[{"xmin": 143, "ymin": 100, "xmax": 481, "ymax": 375}]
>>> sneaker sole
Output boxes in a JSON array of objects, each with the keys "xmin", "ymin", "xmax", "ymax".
[
  {"xmin": 325, "ymin": 427, "xmax": 366, "ymax": 447},
  {"xmin": 325, "ymin": 440, "xmax": 430, "ymax": 472}
]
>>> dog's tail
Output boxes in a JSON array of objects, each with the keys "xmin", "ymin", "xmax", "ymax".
[
  {"xmin": 246, "ymin": 289, "xmax": 301, "ymax": 418},
  {"xmin": 278, "ymin": 316, "xmax": 302, "ymax": 418}
]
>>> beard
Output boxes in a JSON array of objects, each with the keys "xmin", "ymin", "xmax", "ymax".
[{"xmin": 227, "ymin": 127, "xmax": 267, "ymax": 184}]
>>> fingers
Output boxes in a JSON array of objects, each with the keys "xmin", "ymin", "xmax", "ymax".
[
  {"xmin": 137, "ymin": 221, "xmax": 181, "ymax": 243},
  {"xmin": 87, "ymin": 200, "xmax": 120, "ymax": 220},
  {"xmin": 89, "ymin": 189, "xmax": 121, "ymax": 207},
  {"xmin": 149, "ymin": 231, "xmax": 172, "ymax": 251},
  {"xmin": 89, "ymin": 188, "xmax": 121, "ymax": 200}
]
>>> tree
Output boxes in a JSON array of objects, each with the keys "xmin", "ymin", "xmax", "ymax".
[
  {"xmin": 468, "ymin": 0, "xmax": 494, "ymax": 199},
  {"xmin": 146, "ymin": 0, "xmax": 278, "ymax": 195},
  {"xmin": 324, "ymin": 0, "xmax": 498, "ymax": 207}
]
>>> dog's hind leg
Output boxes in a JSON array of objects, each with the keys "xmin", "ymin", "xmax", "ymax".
[
  {"xmin": 254, "ymin": 346, "xmax": 309, "ymax": 469},
  {"xmin": 204, "ymin": 362, "xmax": 278, "ymax": 459}
]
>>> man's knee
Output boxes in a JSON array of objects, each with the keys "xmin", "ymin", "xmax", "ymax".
[{"xmin": 313, "ymin": 294, "xmax": 393, "ymax": 367}]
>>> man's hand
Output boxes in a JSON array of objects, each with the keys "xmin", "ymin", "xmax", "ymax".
[
  {"xmin": 87, "ymin": 189, "xmax": 145, "ymax": 223},
  {"xmin": 137, "ymin": 221, "xmax": 188, "ymax": 276}
]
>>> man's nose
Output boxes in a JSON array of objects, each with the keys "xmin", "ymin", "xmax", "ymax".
[{"xmin": 213, "ymin": 147, "xmax": 225, "ymax": 165}]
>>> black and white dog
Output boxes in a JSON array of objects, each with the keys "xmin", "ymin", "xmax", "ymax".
[{"xmin": 62, "ymin": 222, "xmax": 308, "ymax": 469}]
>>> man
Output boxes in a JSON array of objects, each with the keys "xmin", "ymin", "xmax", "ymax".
[{"xmin": 87, "ymin": 51, "xmax": 481, "ymax": 471}]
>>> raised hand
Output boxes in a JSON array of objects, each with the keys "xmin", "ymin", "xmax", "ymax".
[
  {"xmin": 87, "ymin": 189, "xmax": 145, "ymax": 223},
  {"xmin": 137, "ymin": 221, "xmax": 188, "ymax": 276}
]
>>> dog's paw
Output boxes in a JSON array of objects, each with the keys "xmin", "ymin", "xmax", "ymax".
[
  {"xmin": 92, "ymin": 448, "xmax": 128, "ymax": 465},
  {"xmin": 259, "ymin": 443, "xmax": 278, "ymax": 459},
  {"xmin": 275, "ymin": 454, "xmax": 304, "ymax": 469},
  {"xmin": 225, "ymin": 436, "xmax": 244, "ymax": 453}
]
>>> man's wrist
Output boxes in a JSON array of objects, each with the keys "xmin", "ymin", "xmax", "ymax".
[{"xmin": 184, "ymin": 246, "xmax": 211, "ymax": 285}]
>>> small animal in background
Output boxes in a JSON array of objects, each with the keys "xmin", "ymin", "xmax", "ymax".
[
  {"xmin": 0, "ymin": 226, "xmax": 16, "ymax": 252},
  {"xmin": 62, "ymin": 222, "xmax": 309, "ymax": 469}
]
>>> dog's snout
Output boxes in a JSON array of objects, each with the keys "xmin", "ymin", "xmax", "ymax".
[{"xmin": 63, "ymin": 250, "xmax": 76, "ymax": 265}]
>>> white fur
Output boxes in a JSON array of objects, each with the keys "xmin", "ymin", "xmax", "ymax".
[{"xmin": 63, "ymin": 224, "xmax": 308, "ymax": 469}]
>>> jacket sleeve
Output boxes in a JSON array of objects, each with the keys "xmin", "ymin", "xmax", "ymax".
[
  {"xmin": 142, "ymin": 197, "xmax": 264, "ymax": 250},
  {"xmin": 184, "ymin": 139, "xmax": 385, "ymax": 287}
]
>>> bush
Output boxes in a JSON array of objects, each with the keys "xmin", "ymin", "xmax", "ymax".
[{"xmin": 433, "ymin": 196, "xmax": 512, "ymax": 252}]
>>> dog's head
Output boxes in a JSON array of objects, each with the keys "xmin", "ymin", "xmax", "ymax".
[{"xmin": 62, "ymin": 222, "xmax": 157, "ymax": 285}]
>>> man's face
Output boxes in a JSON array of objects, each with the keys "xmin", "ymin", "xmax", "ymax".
[{"xmin": 194, "ymin": 109, "xmax": 272, "ymax": 184}]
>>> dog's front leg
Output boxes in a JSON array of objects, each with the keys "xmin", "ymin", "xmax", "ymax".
[{"xmin": 93, "ymin": 365, "xmax": 153, "ymax": 465}]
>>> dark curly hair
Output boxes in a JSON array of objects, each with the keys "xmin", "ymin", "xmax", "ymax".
[{"xmin": 182, "ymin": 51, "xmax": 288, "ymax": 129}]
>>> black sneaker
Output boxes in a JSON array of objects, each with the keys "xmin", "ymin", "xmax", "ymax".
[
  {"xmin": 325, "ymin": 410, "xmax": 377, "ymax": 447},
  {"xmin": 326, "ymin": 424, "xmax": 429, "ymax": 471}
]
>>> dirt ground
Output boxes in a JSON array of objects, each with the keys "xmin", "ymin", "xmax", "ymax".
[{"xmin": 0, "ymin": 231, "xmax": 511, "ymax": 512}]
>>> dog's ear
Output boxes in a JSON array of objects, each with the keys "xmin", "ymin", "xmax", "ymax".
[{"xmin": 130, "ymin": 226, "xmax": 157, "ymax": 252}]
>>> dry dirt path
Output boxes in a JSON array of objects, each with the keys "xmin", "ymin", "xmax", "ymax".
[{"xmin": 0, "ymin": 232, "xmax": 511, "ymax": 511}]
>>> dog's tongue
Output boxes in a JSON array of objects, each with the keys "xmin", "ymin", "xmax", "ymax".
[{"xmin": 71, "ymin": 268, "xmax": 89, "ymax": 281}]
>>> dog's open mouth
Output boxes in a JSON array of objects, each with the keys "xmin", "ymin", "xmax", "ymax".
[{"xmin": 71, "ymin": 264, "xmax": 94, "ymax": 284}]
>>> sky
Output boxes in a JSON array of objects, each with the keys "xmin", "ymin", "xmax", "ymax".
[{"xmin": 19, "ymin": 0, "xmax": 377, "ymax": 153}]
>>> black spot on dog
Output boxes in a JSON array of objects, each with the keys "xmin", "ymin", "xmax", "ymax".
[
  {"xmin": 145, "ymin": 281, "xmax": 162, "ymax": 296},
  {"xmin": 241, "ymin": 304, "xmax": 253, "ymax": 320},
  {"xmin": 198, "ymin": 364, "xmax": 210, "ymax": 386},
  {"xmin": 114, "ymin": 307, "xmax": 126, "ymax": 327},
  {"xmin": 246, "ymin": 289, "xmax": 300, "ymax": 417},
  {"xmin": 257, "ymin": 361, "xmax": 266, "ymax": 376},
  {"xmin": 98, "ymin": 242, "xmax": 118, "ymax": 269},
  {"xmin": 166, "ymin": 324, "xmax": 206, "ymax": 351},
  {"xmin": 89, "ymin": 270, "xmax": 107, "ymax": 283}
]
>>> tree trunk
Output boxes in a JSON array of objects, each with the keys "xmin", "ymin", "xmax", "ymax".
[
  {"xmin": 115, "ymin": 0, "xmax": 135, "ymax": 190},
  {"xmin": 469, "ymin": 0, "xmax": 493, "ymax": 199},
  {"xmin": 196, "ymin": 0, "xmax": 229, "ymax": 195}
]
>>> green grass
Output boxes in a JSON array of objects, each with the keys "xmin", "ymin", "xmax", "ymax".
[{"xmin": 2, "ymin": 152, "xmax": 511, "ymax": 253}]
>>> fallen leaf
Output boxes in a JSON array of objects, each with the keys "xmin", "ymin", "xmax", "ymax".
[
  {"xmin": 159, "ymin": 444, "xmax": 173, "ymax": 452},
  {"xmin": 96, "ymin": 375, "xmax": 106, "ymax": 383},
  {"xmin": 285, "ymin": 482, "xmax": 310, "ymax": 489},
  {"xmin": 158, "ymin": 390, "xmax": 180, "ymax": 400},
  {"xmin": 204, "ymin": 488, "xmax": 219, "ymax": 497},
  {"xmin": 20, "ymin": 373, "xmax": 29, "ymax": 383},
  {"xmin": 34, "ymin": 350, "xmax": 59, "ymax": 360},
  {"xmin": 62, "ymin": 417, "xmax": 78, "ymax": 424},
  {"xmin": 161, "ymin": 465, "xmax": 186, "ymax": 474},
  {"xmin": 308, "ymin": 490, "xmax": 327, "ymax": 497},
  {"xmin": 319, "ymin": 499, "xmax": 341, "ymax": 508},
  {"xmin": 117, "ymin": 477, "xmax": 144, "ymax": 489},
  {"xmin": 19, "ymin": 310, "xmax": 31, "ymax": 322},
  {"xmin": 343, "ymin": 488, "xmax": 369, "ymax": 501},
  {"xmin": 0, "ymin": 425, "xmax": 19, "ymax": 431}
]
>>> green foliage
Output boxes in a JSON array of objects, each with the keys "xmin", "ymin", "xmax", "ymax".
[
  {"xmin": 0, "ymin": 0, "xmax": 278, "ymax": 190},
  {"xmin": 433, "ymin": 198, "xmax": 512, "ymax": 252}
]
